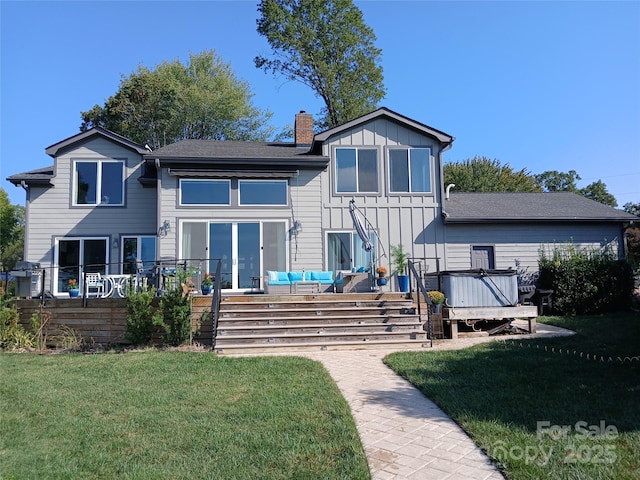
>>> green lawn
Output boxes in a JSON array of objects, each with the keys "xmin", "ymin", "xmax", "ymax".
[
  {"xmin": 384, "ymin": 313, "xmax": 640, "ymax": 480},
  {"xmin": 0, "ymin": 352, "xmax": 369, "ymax": 480}
]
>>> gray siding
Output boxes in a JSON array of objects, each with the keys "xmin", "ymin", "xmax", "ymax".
[
  {"xmin": 157, "ymin": 167, "xmax": 324, "ymax": 271},
  {"xmin": 25, "ymin": 138, "xmax": 156, "ymax": 285},
  {"xmin": 320, "ymin": 118, "xmax": 445, "ymax": 273},
  {"xmin": 444, "ymin": 223, "xmax": 624, "ymax": 274}
]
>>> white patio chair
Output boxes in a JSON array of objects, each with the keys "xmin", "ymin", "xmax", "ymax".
[{"xmin": 85, "ymin": 272, "xmax": 105, "ymax": 298}]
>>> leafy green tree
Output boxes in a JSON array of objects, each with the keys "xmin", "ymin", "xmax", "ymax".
[
  {"xmin": 255, "ymin": 0, "xmax": 385, "ymax": 129},
  {"xmin": 534, "ymin": 170, "xmax": 581, "ymax": 192},
  {"xmin": 0, "ymin": 188, "xmax": 24, "ymax": 271},
  {"xmin": 623, "ymin": 202, "xmax": 640, "ymax": 267},
  {"xmin": 535, "ymin": 170, "xmax": 617, "ymax": 206},
  {"xmin": 579, "ymin": 180, "xmax": 617, "ymax": 207},
  {"xmin": 623, "ymin": 202, "xmax": 640, "ymax": 217},
  {"xmin": 443, "ymin": 157, "xmax": 540, "ymax": 192},
  {"xmin": 81, "ymin": 51, "xmax": 274, "ymax": 148}
]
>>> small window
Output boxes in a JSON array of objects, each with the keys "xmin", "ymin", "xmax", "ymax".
[
  {"xmin": 180, "ymin": 179, "xmax": 230, "ymax": 205},
  {"xmin": 335, "ymin": 148, "xmax": 378, "ymax": 193},
  {"xmin": 239, "ymin": 180, "xmax": 287, "ymax": 205},
  {"xmin": 74, "ymin": 160, "xmax": 124, "ymax": 205},
  {"xmin": 389, "ymin": 148, "xmax": 432, "ymax": 193}
]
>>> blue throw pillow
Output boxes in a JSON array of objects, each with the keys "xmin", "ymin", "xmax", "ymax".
[{"xmin": 289, "ymin": 271, "xmax": 303, "ymax": 282}]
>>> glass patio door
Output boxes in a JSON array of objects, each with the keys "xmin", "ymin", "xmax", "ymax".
[
  {"xmin": 183, "ymin": 221, "xmax": 286, "ymax": 291},
  {"xmin": 56, "ymin": 238, "xmax": 107, "ymax": 295},
  {"xmin": 209, "ymin": 222, "xmax": 261, "ymax": 290}
]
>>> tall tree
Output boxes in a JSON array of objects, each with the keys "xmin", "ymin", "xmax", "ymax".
[
  {"xmin": 0, "ymin": 188, "xmax": 24, "ymax": 271},
  {"xmin": 443, "ymin": 157, "xmax": 540, "ymax": 192},
  {"xmin": 534, "ymin": 170, "xmax": 581, "ymax": 192},
  {"xmin": 255, "ymin": 0, "xmax": 385, "ymax": 129},
  {"xmin": 623, "ymin": 202, "xmax": 640, "ymax": 266},
  {"xmin": 535, "ymin": 170, "xmax": 617, "ymax": 207},
  {"xmin": 81, "ymin": 51, "xmax": 274, "ymax": 149},
  {"xmin": 579, "ymin": 180, "xmax": 617, "ymax": 207}
]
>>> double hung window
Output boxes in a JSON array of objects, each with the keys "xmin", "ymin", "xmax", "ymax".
[{"xmin": 74, "ymin": 160, "xmax": 124, "ymax": 205}]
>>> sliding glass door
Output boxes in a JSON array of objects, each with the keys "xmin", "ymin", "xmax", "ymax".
[
  {"xmin": 55, "ymin": 237, "xmax": 108, "ymax": 295},
  {"xmin": 182, "ymin": 221, "xmax": 286, "ymax": 291}
]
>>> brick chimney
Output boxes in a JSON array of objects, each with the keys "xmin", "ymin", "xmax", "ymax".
[{"xmin": 294, "ymin": 111, "xmax": 313, "ymax": 148}]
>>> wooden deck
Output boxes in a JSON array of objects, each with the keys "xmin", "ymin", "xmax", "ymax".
[{"xmin": 12, "ymin": 294, "xmax": 537, "ymax": 350}]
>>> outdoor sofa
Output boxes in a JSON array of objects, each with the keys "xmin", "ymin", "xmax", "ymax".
[{"xmin": 265, "ymin": 270, "xmax": 342, "ymax": 294}]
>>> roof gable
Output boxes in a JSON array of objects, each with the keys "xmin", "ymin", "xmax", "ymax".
[
  {"xmin": 45, "ymin": 127, "xmax": 148, "ymax": 158},
  {"xmin": 312, "ymin": 107, "xmax": 455, "ymax": 146}
]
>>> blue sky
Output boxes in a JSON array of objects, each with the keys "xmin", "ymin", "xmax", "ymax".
[{"xmin": 2, "ymin": 0, "xmax": 639, "ymax": 207}]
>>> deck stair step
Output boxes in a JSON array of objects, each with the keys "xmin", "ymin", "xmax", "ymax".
[{"xmin": 197, "ymin": 292, "xmax": 432, "ymax": 354}]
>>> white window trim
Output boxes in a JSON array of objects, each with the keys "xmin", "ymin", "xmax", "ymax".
[
  {"xmin": 72, "ymin": 159, "xmax": 125, "ymax": 206},
  {"xmin": 53, "ymin": 236, "xmax": 110, "ymax": 296}
]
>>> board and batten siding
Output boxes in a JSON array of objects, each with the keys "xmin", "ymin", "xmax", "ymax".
[
  {"xmin": 157, "ymin": 168, "xmax": 325, "ymax": 271},
  {"xmin": 24, "ymin": 137, "xmax": 156, "ymax": 285},
  {"xmin": 444, "ymin": 223, "xmax": 625, "ymax": 273},
  {"xmin": 319, "ymin": 117, "xmax": 446, "ymax": 272}
]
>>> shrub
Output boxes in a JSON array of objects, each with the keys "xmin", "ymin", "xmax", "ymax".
[
  {"xmin": 0, "ymin": 298, "xmax": 34, "ymax": 350},
  {"xmin": 159, "ymin": 267, "xmax": 193, "ymax": 346},
  {"xmin": 125, "ymin": 286, "xmax": 163, "ymax": 346},
  {"xmin": 538, "ymin": 244, "xmax": 634, "ymax": 315}
]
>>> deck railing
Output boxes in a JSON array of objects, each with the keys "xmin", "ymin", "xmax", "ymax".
[{"xmin": 407, "ymin": 260, "xmax": 435, "ymax": 347}]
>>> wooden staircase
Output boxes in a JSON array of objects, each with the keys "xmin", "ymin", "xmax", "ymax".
[{"xmin": 195, "ymin": 292, "xmax": 431, "ymax": 354}]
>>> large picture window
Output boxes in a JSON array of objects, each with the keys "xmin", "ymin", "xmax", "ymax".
[
  {"xmin": 239, "ymin": 180, "xmax": 287, "ymax": 206},
  {"xmin": 335, "ymin": 148, "xmax": 378, "ymax": 193},
  {"xmin": 389, "ymin": 148, "xmax": 432, "ymax": 193},
  {"xmin": 74, "ymin": 160, "xmax": 124, "ymax": 205},
  {"xmin": 180, "ymin": 179, "xmax": 230, "ymax": 205}
]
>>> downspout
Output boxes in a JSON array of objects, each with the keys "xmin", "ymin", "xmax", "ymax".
[
  {"xmin": 438, "ymin": 140, "xmax": 454, "ymax": 274},
  {"xmin": 154, "ymin": 158, "xmax": 163, "ymax": 264}
]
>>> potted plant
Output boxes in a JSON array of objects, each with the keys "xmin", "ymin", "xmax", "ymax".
[
  {"xmin": 427, "ymin": 290, "xmax": 445, "ymax": 312},
  {"xmin": 67, "ymin": 278, "xmax": 79, "ymax": 297},
  {"xmin": 375, "ymin": 266, "xmax": 388, "ymax": 286},
  {"xmin": 390, "ymin": 244, "xmax": 410, "ymax": 292},
  {"xmin": 201, "ymin": 274, "xmax": 213, "ymax": 295}
]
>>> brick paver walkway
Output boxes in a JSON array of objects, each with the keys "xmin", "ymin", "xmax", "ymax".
[{"xmin": 299, "ymin": 321, "xmax": 574, "ymax": 480}]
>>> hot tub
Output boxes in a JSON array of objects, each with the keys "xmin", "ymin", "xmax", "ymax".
[{"xmin": 441, "ymin": 269, "xmax": 518, "ymax": 308}]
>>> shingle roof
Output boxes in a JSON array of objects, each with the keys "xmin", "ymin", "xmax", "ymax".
[
  {"xmin": 45, "ymin": 127, "xmax": 148, "ymax": 157},
  {"xmin": 444, "ymin": 192, "xmax": 637, "ymax": 223},
  {"xmin": 7, "ymin": 166, "xmax": 54, "ymax": 186},
  {"xmin": 144, "ymin": 140, "xmax": 329, "ymax": 169}
]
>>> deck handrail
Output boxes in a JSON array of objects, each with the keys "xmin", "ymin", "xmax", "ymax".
[
  {"xmin": 407, "ymin": 260, "xmax": 434, "ymax": 347},
  {"xmin": 211, "ymin": 259, "xmax": 222, "ymax": 351}
]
